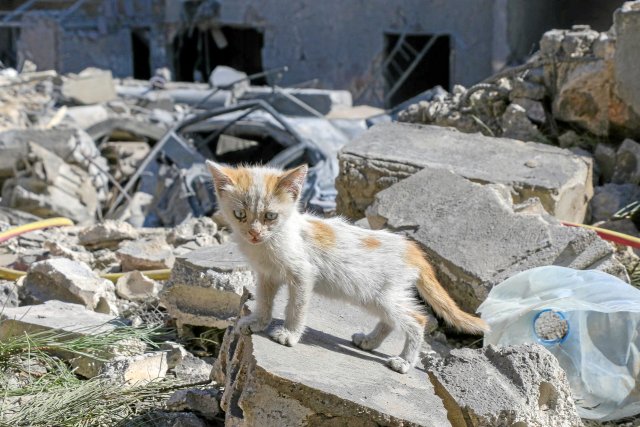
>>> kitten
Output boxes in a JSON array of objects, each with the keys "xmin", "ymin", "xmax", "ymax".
[{"xmin": 206, "ymin": 161, "xmax": 488, "ymax": 374}]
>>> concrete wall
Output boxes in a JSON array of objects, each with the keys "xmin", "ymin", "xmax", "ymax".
[
  {"xmin": 217, "ymin": 0, "xmax": 497, "ymax": 104},
  {"xmin": 58, "ymin": 28, "xmax": 134, "ymax": 76}
]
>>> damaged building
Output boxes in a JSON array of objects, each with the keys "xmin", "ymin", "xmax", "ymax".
[{"xmin": 0, "ymin": 0, "xmax": 625, "ymax": 107}]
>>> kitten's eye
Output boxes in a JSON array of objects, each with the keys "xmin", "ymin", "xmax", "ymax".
[
  {"xmin": 265, "ymin": 212, "xmax": 278, "ymax": 221},
  {"xmin": 233, "ymin": 209, "xmax": 246, "ymax": 220}
]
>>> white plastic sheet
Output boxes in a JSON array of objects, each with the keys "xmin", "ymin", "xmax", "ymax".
[{"xmin": 478, "ymin": 266, "xmax": 640, "ymax": 421}]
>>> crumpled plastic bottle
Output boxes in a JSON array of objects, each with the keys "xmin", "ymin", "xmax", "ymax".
[{"xmin": 478, "ymin": 266, "xmax": 640, "ymax": 421}]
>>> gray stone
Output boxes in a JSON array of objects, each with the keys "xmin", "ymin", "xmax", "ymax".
[
  {"xmin": 590, "ymin": 184, "xmax": 640, "ymax": 223},
  {"xmin": 160, "ymin": 242, "xmax": 254, "ymax": 329},
  {"xmin": 115, "ymin": 271, "xmax": 160, "ymax": 302},
  {"xmin": 166, "ymin": 216, "xmax": 218, "ymax": 247},
  {"xmin": 500, "ymin": 103, "xmax": 546, "ymax": 143},
  {"xmin": 22, "ymin": 258, "xmax": 117, "ymax": 314},
  {"xmin": 100, "ymin": 352, "xmax": 168, "ymax": 386},
  {"xmin": 59, "ymin": 68, "xmax": 117, "ymax": 105},
  {"xmin": 116, "ymin": 237, "xmax": 175, "ymax": 271},
  {"xmin": 174, "ymin": 354, "xmax": 213, "ymax": 383},
  {"xmin": 166, "ymin": 389, "xmax": 220, "ymax": 420},
  {"xmin": 0, "ymin": 280, "xmax": 19, "ymax": 308},
  {"xmin": 213, "ymin": 287, "xmax": 450, "ymax": 427},
  {"xmin": 511, "ymin": 97, "xmax": 546, "ymax": 124},
  {"xmin": 336, "ymin": 123, "xmax": 593, "ymax": 222},
  {"xmin": 79, "ymin": 220, "xmax": 139, "ymax": 249},
  {"xmin": 366, "ymin": 167, "xmax": 627, "ymax": 311},
  {"xmin": 612, "ymin": 139, "xmax": 640, "ymax": 185},
  {"xmin": 160, "ymin": 341, "xmax": 189, "ymax": 369},
  {"xmin": 594, "ymin": 143, "xmax": 617, "ymax": 183},
  {"xmin": 423, "ymin": 344, "xmax": 582, "ymax": 427}
]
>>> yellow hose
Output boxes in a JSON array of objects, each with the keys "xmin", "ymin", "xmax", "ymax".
[
  {"xmin": 0, "ymin": 217, "xmax": 74, "ymax": 243},
  {"xmin": 0, "ymin": 266, "xmax": 172, "ymax": 282}
]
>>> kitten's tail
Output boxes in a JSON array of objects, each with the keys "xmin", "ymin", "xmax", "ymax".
[{"xmin": 408, "ymin": 242, "xmax": 489, "ymax": 335}]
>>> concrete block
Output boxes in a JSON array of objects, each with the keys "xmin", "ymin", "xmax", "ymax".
[
  {"xmin": 424, "ymin": 344, "xmax": 582, "ymax": 427},
  {"xmin": 213, "ymin": 288, "xmax": 450, "ymax": 427},
  {"xmin": 160, "ymin": 242, "xmax": 254, "ymax": 329},
  {"xmin": 22, "ymin": 258, "xmax": 117, "ymax": 315},
  {"xmin": 166, "ymin": 389, "xmax": 220, "ymax": 421},
  {"xmin": 336, "ymin": 123, "xmax": 593, "ymax": 222},
  {"xmin": 612, "ymin": 138, "xmax": 640, "ymax": 185},
  {"xmin": 115, "ymin": 271, "xmax": 160, "ymax": 302},
  {"xmin": 79, "ymin": 220, "xmax": 139, "ymax": 249},
  {"xmin": 116, "ymin": 237, "xmax": 175, "ymax": 271},
  {"xmin": 366, "ymin": 167, "xmax": 627, "ymax": 312},
  {"xmin": 60, "ymin": 68, "xmax": 117, "ymax": 105}
]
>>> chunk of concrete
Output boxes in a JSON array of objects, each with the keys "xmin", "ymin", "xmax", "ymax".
[
  {"xmin": 59, "ymin": 68, "xmax": 117, "ymax": 105},
  {"xmin": 212, "ymin": 289, "xmax": 450, "ymax": 426},
  {"xmin": 101, "ymin": 352, "xmax": 168, "ymax": 386},
  {"xmin": 612, "ymin": 138, "xmax": 640, "ymax": 185},
  {"xmin": 79, "ymin": 220, "xmax": 139, "ymax": 249},
  {"xmin": 160, "ymin": 242, "xmax": 254, "ymax": 329},
  {"xmin": 160, "ymin": 341, "xmax": 190, "ymax": 369},
  {"xmin": 22, "ymin": 258, "xmax": 118, "ymax": 314},
  {"xmin": 0, "ymin": 300, "xmax": 143, "ymax": 378},
  {"xmin": 366, "ymin": 167, "xmax": 627, "ymax": 312},
  {"xmin": 174, "ymin": 353, "xmax": 213, "ymax": 383},
  {"xmin": 166, "ymin": 389, "xmax": 220, "ymax": 420},
  {"xmin": 116, "ymin": 237, "xmax": 175, "ymax": 271},
  {"xmin": 115, "ymin": 271, "xmax": 160, "ymax": 302},
  {"xmin": 336, "ymin": 123, "xmax": 592, "ymax": 222},
  {"xmin": 166, "ymin": 216, "xmax": 218, "ymax": 247},
  {"xmin": 423, "ymin": 344, "xmax": 582, "ymax": 427},
  {"xmin": 614, "ymin": 2, "xmax": 640, "ymax": 124}
]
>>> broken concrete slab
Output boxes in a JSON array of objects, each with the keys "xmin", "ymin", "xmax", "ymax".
[
  {"xmin": 59, "ymin": 68, "xmax": 117, "ymax": 105},
  {"xmin": 160, "ymin": 242, "xmax": 254, "ymax": 329},
  {"xmin": 213, "ymin": 287, "xmax": 450, "ymax": 427},
  {"xmin": 22, "ymin": 258, "xmax": 118, "ymax": 314},
  {"xmin": 166, "ymin": 217, "xmax": 218, "ymax": 247},
  {"xmin": 116, "ymin": 237, "xmax": 175, "ymax": 271},
  {"xmin": 78, "ymin": 220, "xmax": 139, "ymax": 250},
  {"xmin": 115, "ymin": 271, "xmax": 160, "ymax": 302},
  {"xmin": 366, "ymin": 167, "xmax": 627, "ymax": 312},
  {"xmin": 424, "ymin": 344, "xmax": 582, "ymax": 427},
  {"xmin": 166, "ymin": 389, "xmax": 220, "ymax": 421},
  {"xmin": 336, "ymin": 123, "xmax": 593, "ymax": 222},
  {"xmin": 100, "ymin": 352, "xmax": 168, "ymax": 386}
]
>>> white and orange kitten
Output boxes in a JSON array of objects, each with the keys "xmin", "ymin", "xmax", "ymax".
[{"xmin": 206, "ymin": 161, "xmax": 488, "ymax": 373}]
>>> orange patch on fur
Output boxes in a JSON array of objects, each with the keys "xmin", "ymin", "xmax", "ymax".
[
  {"xmin": 411, "ymin": 311, "xmax": 428, "ymax": 327},
  {"xmin": 405, "ymin": 240, "xmax": 439, "ymax": 285},
  {"xmin": 264, "ymin": 173, "xmax": 280, "ymax": 195},
  {"xmin": 309, "ymin": 219, "xmax": 336, "ymax": 249},
  {"xmin": 224, "ymin": 168, "xmax": 252, "ymax": 192},
  {"xmin": 361, "ymin": 236, "xmax": 381, "ymax": 249}
]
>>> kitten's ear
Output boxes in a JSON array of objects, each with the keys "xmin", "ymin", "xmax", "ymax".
[
  {"xmin": 206, "ymin": 160, "xmax": 233, "ymax": 193},
  {"xmin": 277, "ymin": 164, "xmax": 308, "ymax": 200}
]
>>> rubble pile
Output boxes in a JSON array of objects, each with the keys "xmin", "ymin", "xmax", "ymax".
[{"xmin": 396, "ymin": 4, "xmax": 640, "ymax": 271}]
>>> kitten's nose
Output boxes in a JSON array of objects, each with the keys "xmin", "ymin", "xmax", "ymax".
[{"xmin": 248, "ymin": 230, "xmax": 260, "ymax": 239}]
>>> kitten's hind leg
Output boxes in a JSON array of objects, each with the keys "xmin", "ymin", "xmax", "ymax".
[
  {"xmin": 386, "ymin": 310, "xmax": 425, "ymax": 374},
  {"xmin": 352, "ymin": 321, "xmax": 393, "ymax": 351}
]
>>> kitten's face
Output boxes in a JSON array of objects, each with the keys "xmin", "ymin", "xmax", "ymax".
[{"xmin": 206, "ymin": 162, "xmax": 307, "ymax": 245}]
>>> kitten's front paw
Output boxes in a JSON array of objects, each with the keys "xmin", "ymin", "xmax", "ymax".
[
  {"xmin": 386, "ymin": 356, "xmax": 411, "ymax": 374},
  {"xmin": 269, "ymin": 326, "xmax": 301, "ymax": 346},
  {"xmin": 237, "ymin": 315, "xmax": 270, "ymax": 335}
]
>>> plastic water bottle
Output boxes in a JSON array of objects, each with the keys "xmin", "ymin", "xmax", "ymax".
[{"xmin": 478, "ymin": 266, "xmax": 640, "ymax": 421}]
